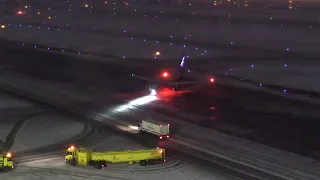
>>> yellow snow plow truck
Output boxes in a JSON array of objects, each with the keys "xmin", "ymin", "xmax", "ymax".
[
  {"xmin": 65, "ymin": 145, "xmax": 166, "ymax": 169},
  {"xmin": 0, "ymin": 152, "xmax": 14, "ymax": 172}
]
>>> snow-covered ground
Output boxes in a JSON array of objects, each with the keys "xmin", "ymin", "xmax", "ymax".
[
  {"xmin": 1, "ymin": 70, "xmax": 320, "ymax": 179},
  {"xmin": 0, "ymin": 93, "xmax": 38, "ymax": 142},
  {"xmin": 0, "ymin": 1, "xmax": 320, "ymax": 179},
  {"xmin": 1, "ymin": 0, "xmax": 320, "ymax": 56},
  {"xmin": 11, "ymin": 113, "xmax": 85, "ymax": 152},
  {"xmin": 218, "ymin": 62, "xmax": 320, "ymax": 93},
  {"xmin": 0, "ymin": 24, "xmax": 219, "ymax": 59},
  {"xmin": 2, "ymin": 134, "xmax": 235, "ymax": 180},
  {"xmin": 1, "ymin": 1, "xmax": 320, "ymax": 96},
  {"xmin": 96, "ymin": 101, "xmax": 320, "ymax": 180}
]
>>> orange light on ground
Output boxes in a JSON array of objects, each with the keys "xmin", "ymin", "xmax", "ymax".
[
  {"xmin": 85, "ymin": 4, "xmax": 89, "ymax": 8},
  {"xmin": 154, "ymin": 51, "xmax": 160, "ymax": 56},
  {"xmin": 1, "ymin": 25, "xmax": 6, "ymax": 29}
]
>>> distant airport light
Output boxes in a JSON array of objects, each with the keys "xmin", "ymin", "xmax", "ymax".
[
  {"xmin": 210, "ymin": 77, "xmax": 215, "ymax": 83},
  {"xmin": 85, "ymin": 4, "xmax": 89, "ymax": 8},
  {"xmin": 154, "ymin": 51, "xmax": 160, "ymax": 56},
  {"xmin": 17, "ymin": 11, "xmax": 24, "ymax": 15},
  {"xmin": 0, "ymin": 25, "xmax": 6, "ymax": 29}
]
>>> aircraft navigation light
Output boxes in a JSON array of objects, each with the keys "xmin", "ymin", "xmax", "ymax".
[{"xmin": 162, "ymin": 72, "xmax": 169, "ymax": 78}]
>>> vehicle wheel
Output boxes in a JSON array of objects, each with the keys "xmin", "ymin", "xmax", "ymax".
[
  {"xmin": 101, "ymin": 161, "xmax": 107, "ymax": 167},
  {"xmin": 3, "ymin": 167, "xmax": 10, "ymax": 172},
  {"xmin": 94, "ymin": 162, "xmax": 103, "ymax": 169},
  {"xmin": 139, "ymin": 160, "xmax": 148, "ymax": 166}
]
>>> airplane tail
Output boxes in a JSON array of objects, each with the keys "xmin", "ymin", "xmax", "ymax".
[{"xmin": 177, "ymin": 52, "xmax": 186, "ymax": 81}]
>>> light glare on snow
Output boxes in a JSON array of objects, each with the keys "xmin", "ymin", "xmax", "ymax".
[{"xmin": 114, "ymin": 95, "xmax": 159, "ymax": 112}]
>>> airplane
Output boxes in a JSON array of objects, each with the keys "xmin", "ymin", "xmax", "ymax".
[{"xmin": 131, "ymin": 52, "xmax": 215, "ymax": 95}]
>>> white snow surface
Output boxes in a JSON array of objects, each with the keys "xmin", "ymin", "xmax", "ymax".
[
  {"xmin": 1, "ymin": 1, "xmax": 320, "ymax": 58},
  {"xmin": 0, "ymin": 93, "xmax": 38, "ymax": 142},
  {"xmin": 3, "ymin": 135, "xmax": 235, "ymax": 180},
  {"xmin": 0, "ymin": 24, "xmax": 219, "ymax": 59},
  {"xmin": 11, "ymin": 113, "xmax": 84, "ymax": 152},
  {"xmin": 216, "ymin": 62, "xmax": 320, "ymax": 93},
  {"xmin": 1, "ymin": 2, "xmax": 320, "ymax": 95},
  {"xmin": 100, "ymin": 105, "xmax": 320, "ymax": 180},
  {"xmin": 1, "ymin": 65, "xmax": 320, "ymax": 179},
  {"xmin": 4, "ymin": 5, "xmax": 320, "ymax": 52}
]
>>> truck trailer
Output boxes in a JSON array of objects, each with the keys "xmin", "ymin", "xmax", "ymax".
[
  {"xmin": 65, "ymin": 146, "xmax": 166, "ymax": 169},
  {"xmin": 0, "ymin": 152, "xmax": 14, "ymax": 172},
  {"xmin": 138, "ymin": 120, "xmax": 170, "ymax": 140}
]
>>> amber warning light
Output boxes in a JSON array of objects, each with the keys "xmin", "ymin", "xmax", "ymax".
[{"xmin": 67, "ymin": 145, "xmax": 75, "ymax": 151}]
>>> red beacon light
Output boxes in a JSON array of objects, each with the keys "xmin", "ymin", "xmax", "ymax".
[
  {"xmin": 162, "ymin": 72, "xmax": 169, "ymax": 78},
  {"xmin": 17, "ymin": 11, "xmax": 24, "ymax": 15},
  {"xmin": 210, "ymin": 77, "xmax": 215, "ymax": 83}
]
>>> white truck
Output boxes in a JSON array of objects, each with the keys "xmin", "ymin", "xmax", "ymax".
[{"xmin": 138, "ymin": 120, "xmax": 170, "ymax": 140}]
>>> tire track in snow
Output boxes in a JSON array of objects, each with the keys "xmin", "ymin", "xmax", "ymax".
[{"xmin": 3, "ymin": 110, "xmax": 46, "ymax": 152}]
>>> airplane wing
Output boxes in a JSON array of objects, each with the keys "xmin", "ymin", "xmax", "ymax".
[{"xmin": 132, "ymin": 74, "xmax": 199, "ymax": 86}]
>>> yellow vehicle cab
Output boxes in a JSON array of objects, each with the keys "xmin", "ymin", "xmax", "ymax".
[{"xmin": 0, "ymin": 152, "xmax": 14, "ymax": 172}]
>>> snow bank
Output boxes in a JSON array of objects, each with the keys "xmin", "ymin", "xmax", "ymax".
[{"xmin": 11, "ymin": 113, "xmax": 84, "ymax": 152}]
